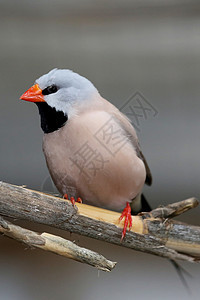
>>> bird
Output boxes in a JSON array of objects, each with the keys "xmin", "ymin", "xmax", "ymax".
[
  {"xmin": 20, "ymin": 68, "xmax": 152, "ymax": 239},
  {"xmin": 20, "ymin": 68, "xmax": 191, "ymax": 289}
]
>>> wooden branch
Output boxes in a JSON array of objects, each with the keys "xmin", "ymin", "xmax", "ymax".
[
  {"xmin": 0, "ymin": 216, "xmax": 116, "ymax": 272},
  {"xmin": 0, "ymin": 181, "xmax": 200, "ymax": 263}
]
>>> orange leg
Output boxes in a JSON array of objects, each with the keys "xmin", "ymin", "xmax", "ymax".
[
  {"xmin": 119, "ymin": 202, "xmax": 132, "ymax": 241},
  {"xmin": 63, "ymin": 193, "xmax": 69, "ymax": 200},
  {"xmin": 63, "ymin": 194, "xmax": 82, "ymax": 206}
]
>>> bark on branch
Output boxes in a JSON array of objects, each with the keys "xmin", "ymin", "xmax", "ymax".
[
  {"xmin": 0, "ymin": 181, "xmax": 200, "ymax": 266},
  {"xmin": 0, "ymin": 216, "xmax": 116, "ymax": 271}
]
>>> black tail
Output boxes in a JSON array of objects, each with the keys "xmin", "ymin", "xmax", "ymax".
[
  {"xmin": 170, "ymin": 260, "xmax": 192, "ymax": 294},
  {"xmin": 131, "ymin": 194, "xmax": 151, "ymax": 215},
  {"xmin": 140, "ymin": 193, "xmax": 152, "ymax": 212},
  {"xmin": 133, "ymin": 194, "xmax": 191, "ymax": 292}
]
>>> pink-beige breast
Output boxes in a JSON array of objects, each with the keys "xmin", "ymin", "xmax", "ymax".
[{"xmin": 43, "ymin": 110, "xmax": 146, "ymax": 211}]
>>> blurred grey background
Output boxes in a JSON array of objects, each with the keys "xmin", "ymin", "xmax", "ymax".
[{"xmin": 0, "ymin": 0, "xmax": 200, "ymax": 299}]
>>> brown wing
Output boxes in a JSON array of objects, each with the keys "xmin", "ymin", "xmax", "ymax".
[{"xmin": 110, "ymin": 107, "xmax": 152, "ymax": 186}]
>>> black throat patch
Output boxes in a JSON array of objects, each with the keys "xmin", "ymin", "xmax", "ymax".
[{"xmin": 36, "ymin": 102, "xmax": 68, "ymax": 134}]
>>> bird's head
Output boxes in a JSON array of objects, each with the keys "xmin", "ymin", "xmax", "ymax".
[
  {"xmin": 20, "ymin": 68, "xmax": 98, "ymax": 116},
  {"xmin": 20, "ymin": 68, "xmax": 98, "ymax": 133}
]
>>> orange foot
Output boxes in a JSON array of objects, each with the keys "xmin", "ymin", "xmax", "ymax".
[
  {"xmin": 63, "ymin": 194, "xmax": 82, "ymax": 206},
  {"xmin": 119, "ymin": 202, "xmax": 132, "ymax": 241}
]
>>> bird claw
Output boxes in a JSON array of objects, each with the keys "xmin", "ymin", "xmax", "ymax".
[
  {"xmin": 119, "ymin": 202, "xmax": 132, "ymax": 241},
  {"xmin": 63, "ymin": 194, "xmax": 82, "ymax": 206}
]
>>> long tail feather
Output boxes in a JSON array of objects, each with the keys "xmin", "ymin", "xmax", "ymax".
[{"xmin": 132, "ymin": 194, "xmax": 192, "ymax": 291}]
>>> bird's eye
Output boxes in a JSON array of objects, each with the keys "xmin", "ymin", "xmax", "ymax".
[{"xmin": 42, "ymin": 84, "xmax": 58, "ymax": 95}]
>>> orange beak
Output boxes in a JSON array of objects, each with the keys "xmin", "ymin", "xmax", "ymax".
[{"xmin": 20, "ymin": 84, "xmax": 45, "ymax": 102}]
